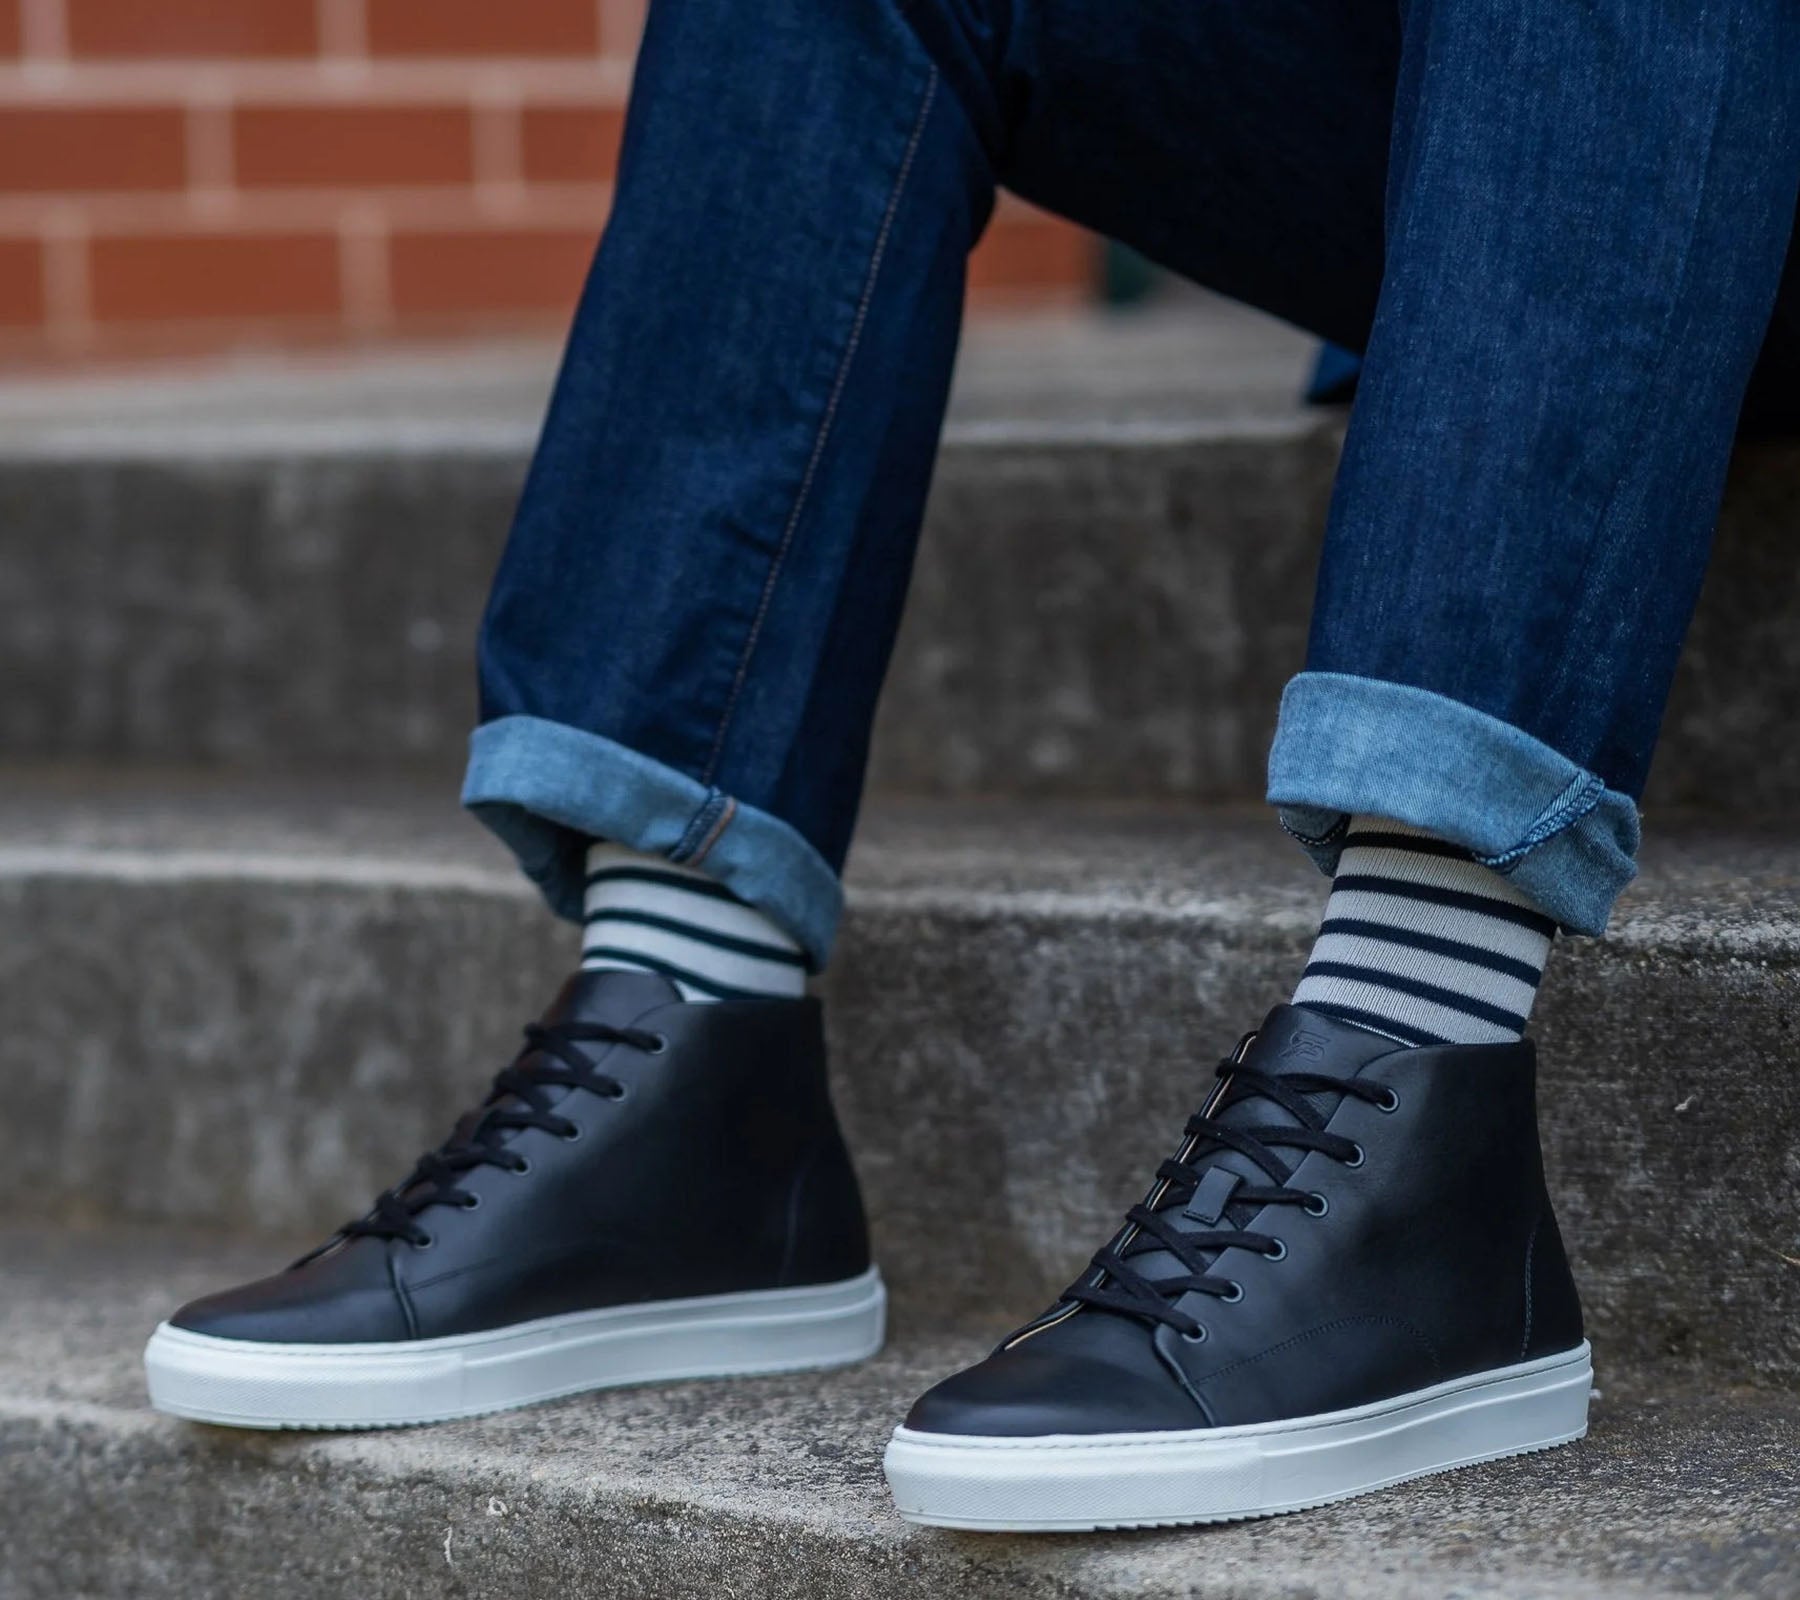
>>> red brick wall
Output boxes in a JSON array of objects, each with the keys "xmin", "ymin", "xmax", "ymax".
[{"xmin": 0, "ymin": 0, "xmax": 1096, "ymax": 363}]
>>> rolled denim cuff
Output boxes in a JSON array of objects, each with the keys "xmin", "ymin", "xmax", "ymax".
[
  {"xmin": 462, "ymin": 714, "xmax": 843, "ymax": 969},
  {"xmin": 1267, "ymin": 671, "xmax": 1641, "ymax": 936}
]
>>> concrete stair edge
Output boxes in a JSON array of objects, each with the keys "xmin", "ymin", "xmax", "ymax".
[{"xmin": 3, "ymin": 1224, "xmax": 1796, "ymax": 1600}]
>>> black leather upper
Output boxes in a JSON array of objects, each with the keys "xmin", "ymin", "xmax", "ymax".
[
  {"xmin": 905, "ymin": 1004, "xmax": 1584, "ymax": 1436},
  {"xmin": 171, "ymin": 970, "xmax": 871, "ymax": 1344}
]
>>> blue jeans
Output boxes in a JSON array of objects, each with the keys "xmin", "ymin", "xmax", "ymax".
[{"xmin": 465, "ymin": 0, "xmax": 1800, "ymax": 968}]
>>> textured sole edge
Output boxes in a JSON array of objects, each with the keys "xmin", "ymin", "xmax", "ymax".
[
  {"xmin": 883, "ymin": 1341, "xmax": 1592, "ymax": 1531},
  {"xmin": 144, "ymin": 1267, "xmax": 886, "ymax": 1430}
]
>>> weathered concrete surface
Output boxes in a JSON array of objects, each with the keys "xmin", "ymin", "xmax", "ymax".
[
  {"xmin": 0, "ymin": 774, "xmax": 1795, "ymax": 1387},
  {"xmin": 0, "ymin": 418, "xmax": 1338, "ymax": 801},
  {"xmin": 2, "ymin": 304, "xmax": 1797, "ymax": 811},
  {"xmin": 2, "ymin": 1223, "xmax": 1796, "ymax": 1600},
  {"xmin": 869, "ymin": 420, "xmax": 1338, "ymax": 801}
]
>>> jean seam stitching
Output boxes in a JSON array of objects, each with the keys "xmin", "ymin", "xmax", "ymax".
[
  {"xmin": 1474, "ymin": 773, "xmax": 1604, "ymax": 871},
  {"xmin": 686, "ymin": 795, "xmax": 739, "ymax": 868},
  {"xmin": 1279, "ymin": 810, "xmax": 1350, "ymax": 851},
  {"xmin": 697, "ymin": 64, "xmax": 941, "ymax": 787},
  {"xmin": 671, "ymin": 790, "xmax": 730, "ymax": 862}
]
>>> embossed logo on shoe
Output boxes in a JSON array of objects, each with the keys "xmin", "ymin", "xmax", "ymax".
[{"xmin": 1279, "ymin": 1026, "xmax": 1329, "ymax": 1063}]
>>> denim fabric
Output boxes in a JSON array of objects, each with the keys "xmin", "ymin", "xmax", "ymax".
[
  {"xmin": 471, "ymin": 0, "xmax": 1800, "ymax": 955},
  {"xmin": 464, "ymin": 716, "xmax": 842, "ymax": 966},
  {"xmin": 1268, "ymin": 675, "xmax": 1640, "ymax": 936}
]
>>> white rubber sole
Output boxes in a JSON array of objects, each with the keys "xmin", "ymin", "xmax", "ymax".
[
  {"xmin": 884, "ymin": 1340, "xmax": 1591, "ymax": 1530},
  {"xmin": 144, "ymin": 1267, "xmax": 886, "ymax": 1429}
]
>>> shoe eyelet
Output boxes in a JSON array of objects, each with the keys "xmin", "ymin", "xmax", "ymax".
[
  {"xmin": 1263, "ymin": 1239, "xmax": 1287, "ymax": 1262},
  {"xmin": 607, "ymin": 1085, "xmax": 628, "ymax": 1101},
  {"xmin": 1181, "ymin": 1324, "xmax": 1209, "ymax": 1344},
  {"xmin": 510, "ymin": 1158, "xmax": 533, "ymax": 1177},
  {"xmin": 1376, "ymin": 1087, "xmax": 1401, "ymax": 1114},
  {"xmin": 1219, "ymin": 1281, "xmax": 1244, "ymax": 1304},
  {"xmin": 643, "ymin": 1033, "xmax": 668, "ymax": 1056},
  {"xmin": 411, "ymin": 1232, "xmax": 435, "ymax": 1250},
  {"xmin": 1303, "ymin": 1192, "xmax": 1330, "ymax": 1218},
  {"xmin": 559, "ymin": 1123, "xmax": 584, "ymax": 1141},
  {"xmin": 1343, "ymin": 1143, "xmax": 1366, "ymax": 1169},
  {"xmin": 460, "ymin": 1194, "xmax": 482, "ymax": 1211}
]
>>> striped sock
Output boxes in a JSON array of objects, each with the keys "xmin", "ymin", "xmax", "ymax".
[
  {"xmin": 1291, "ymin": 816, "xmax": 1556, "ymax": 1047},
  {"xmin": 580, "ymin": 842, "xmax": 809, "ymax": 1002}
]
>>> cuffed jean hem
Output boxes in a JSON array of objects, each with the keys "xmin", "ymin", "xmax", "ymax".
[
  {"xmin": 461, "ymin": 714, "xmax": 844, "ymax": 969},
  {"xmin": 1266, "ymin": 671, "xmax": 1641, "ymax": 936}
]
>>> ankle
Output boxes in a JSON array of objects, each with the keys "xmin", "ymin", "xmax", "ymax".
[
  {"xmin": 580, "ymin": 842, "xmax": 809, "ymax": 1002},
  {"xmin": 1292, "ymin": 815, "xmax": 1556, "ymax": 1046}
]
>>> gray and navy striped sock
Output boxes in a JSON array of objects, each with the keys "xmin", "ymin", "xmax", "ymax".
[
  {"xmin": 1291, "ymin": 816, "xmax": 1555, "ymax": 1047},
  {"xmin": 580, "ymin": 842, "xmax": 808, "ymax": 1002}
]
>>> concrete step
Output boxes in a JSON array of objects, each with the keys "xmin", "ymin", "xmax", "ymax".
[
  {"xmin": 3, "ymin": 770, "xmax": 1796, "ymax": 1391},
  {"xmin": 2, "ymin": 306, "xmax": 1797, "ymax": 813},
  {"xmin": 3, "ymin": 1222, "xmax": 1796, "ymax": 1600}
]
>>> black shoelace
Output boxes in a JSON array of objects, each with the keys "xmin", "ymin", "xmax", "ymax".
[
  {"xmin": 320, "ymin": 1019, "xmax": 664, "ymax": 1253},
  {"xmin": 1067, "ymin": 1057, "xmax": 1395, "ymax": 1338}
]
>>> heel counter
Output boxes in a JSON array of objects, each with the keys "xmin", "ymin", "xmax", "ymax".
[
  {"xmin": 780, "ymin": 1127, "xmax": 872, "ymax": 1287},
  {"xmin": 779, "ymin": 1005, "xmax": 872, "ymax": 1287},
  {"xmin": 1523, "ymin": 1206, "xmax": 1585, "ymax": 1359}
]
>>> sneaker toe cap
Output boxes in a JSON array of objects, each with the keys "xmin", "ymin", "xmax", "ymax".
[
  {"xmin": 169, "ymin": 1253, "xmax": 411, "ymax": 1345},
  {"xmin": 903, "ymin": 1341, "xmax": 1203, "ymax": 1438}
]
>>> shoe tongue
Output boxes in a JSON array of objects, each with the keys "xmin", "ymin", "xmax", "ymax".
[
  {"xmin": 540, "ymin": 968, "xmax": 685, "ymax": 1028},
  {"xmin": 1100, "ymin": 1005, "xmax": 1406, "ymax": 1297}
]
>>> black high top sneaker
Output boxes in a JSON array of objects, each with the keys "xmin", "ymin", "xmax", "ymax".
[
  {"xmin": 143, "ymin": 970, "xmax": 884, "ymax": 1428},
  {"xmin": 884, "ymin": 1004, "xmax": 1589, "ymax": 1530}
]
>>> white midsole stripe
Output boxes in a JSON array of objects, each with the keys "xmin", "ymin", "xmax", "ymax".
[
  {"xmin": 145, "ymin": 1268, "xmax": 885, "ymax": 1428},
  {"xmin": 883, "ymin": 1342, "xmax": 1592, "ymax": 1530}
]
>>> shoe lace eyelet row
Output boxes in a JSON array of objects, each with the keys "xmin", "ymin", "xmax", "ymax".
[
  {"xmin": 330, "ymin": 1017, "xmax": 667, "ymax": 1249},
  {"xmin": 1060, "ymin": 1055, "xmax": 1397, "ymax": 1339}
]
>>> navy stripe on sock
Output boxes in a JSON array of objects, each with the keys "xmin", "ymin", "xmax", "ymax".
[
  {"xmin": 1339, "ymin": 830, "xmax": 1476, "ymax": 863},
  {"xmin": 582, "ymin": 865, "xmax": 743, "ymax": 903},
  {"xmin": 1316, "ymin": 917, "xmax": 1547, "ymax": 987},
  {"xmin": 1326, "ymin": 874, "xmax": 1559, "ymax": 937},
  {"xmin": 582, "ymin": 907, "xmax": 806, "ymax": 966},
  {"xmin": 1298, "ymin": 961, "xmax": 1532, "ymax": 1033}
]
